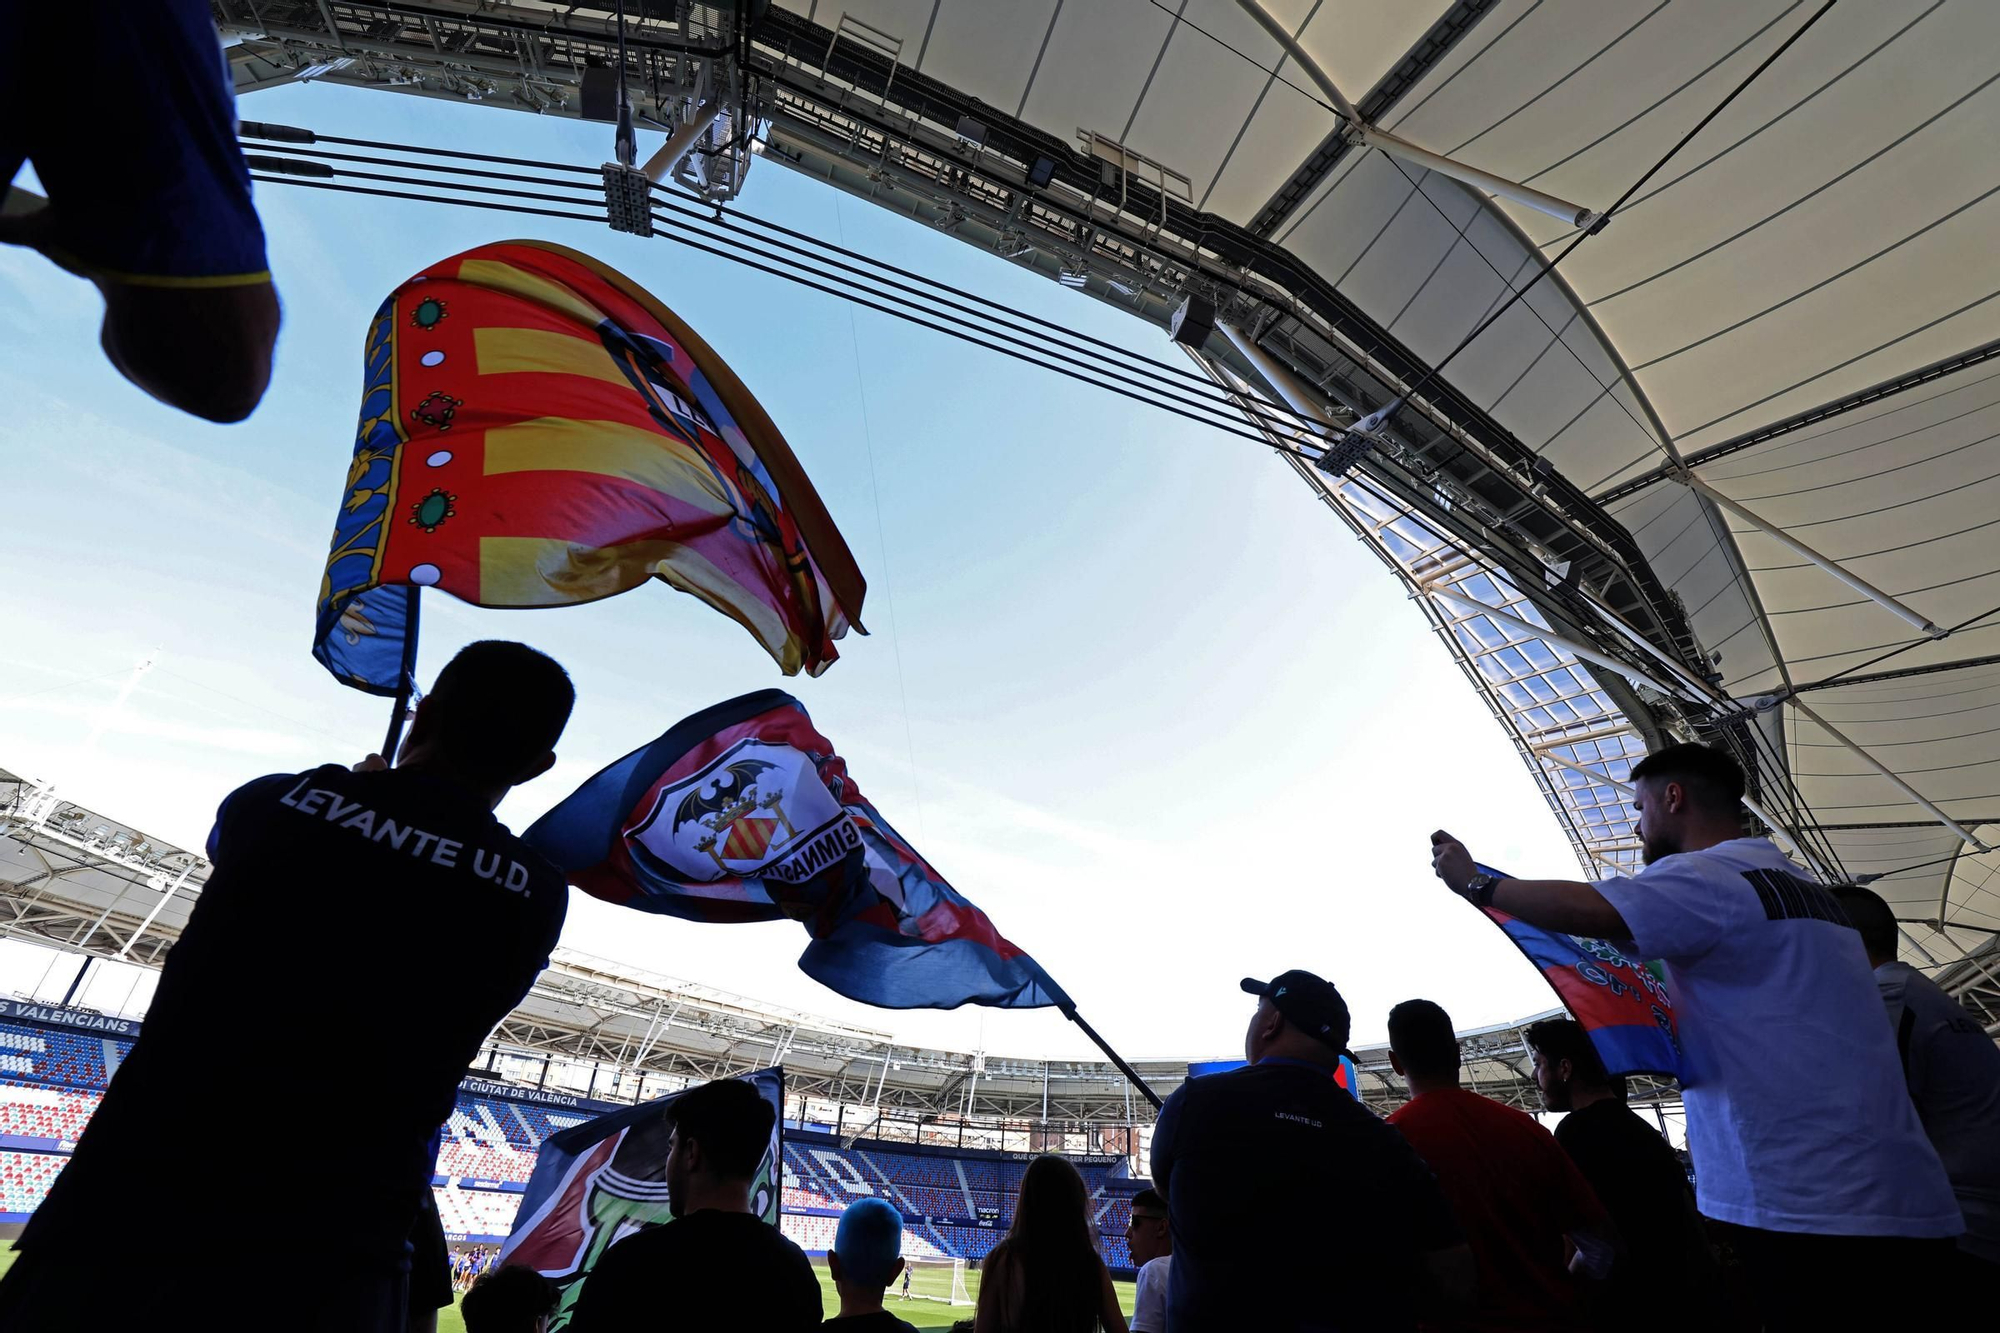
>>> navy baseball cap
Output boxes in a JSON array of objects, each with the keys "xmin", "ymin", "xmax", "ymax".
[{"xmin": 1242, "ymin": 969, "xmax": 1353, "ymax": 1057}]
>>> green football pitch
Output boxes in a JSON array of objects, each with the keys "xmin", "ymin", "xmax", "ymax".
[
  {"xmin": 0, "ymin": 1251, "xmax": 1133, "ymax": 1331},
  {"xmin": 428, "ymin": 1260, "xmax": 1137, "ymax": 1332}
]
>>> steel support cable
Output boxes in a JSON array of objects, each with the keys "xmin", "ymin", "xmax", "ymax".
[
  {"xmin": 640, "ymin": 188, "xmax": 1346, "ymax": 441},
  {"xmin": 244, "ymin": 149, "xmax": 1344, "ymax": 448},
  {"xmin": 242, "ymin": 130, "xmax": 1354, "ymax": 436},
  {"xmin": 242, "ymin": 171, "xmax": 1317, "ymax": 457},
  {"xmin": 249, "ymin": 173, "xmax": 606, "ymax": 225},
  {"xmin": 637, "ymin": 178, "xmax": 1266, "ymax": 401},
  {"xmin": 1390, "ymin": 0, "xmax": 1842, "ymax": 418},
  {"xmin": 308, "ymin": 132, "xmax": 605, "ymax": 176},
  {"xmin": 635, "ymin": 208, "xmax": 1324, "ymax": 456},
  {"xmin": 1789, "ymin": 602, "xmax": 2000, "ymax": 697},
  {"xmin": 1372, "ymin": 151, "xmax": 1667, "ymax": 460},
  {"xmin": 276, "ymin": 164, "xmax": 607, "ymax": 213}
]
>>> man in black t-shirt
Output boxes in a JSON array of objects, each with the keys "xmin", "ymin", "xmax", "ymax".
[
  {"xmin": 1151, "ymin": 970, "xmax": 1473, "ymax": 1332},
  {"xmin": 0, "ymin": 641, "xmax": 575, "ymax": 1333},
  {"xmin": 567, "ymin": 1078, "xmax": 821, "ymax": 1331},
  {"xmin": 1525, "ymin": 1018, "xmax": 1728, "ymax": 1317}
]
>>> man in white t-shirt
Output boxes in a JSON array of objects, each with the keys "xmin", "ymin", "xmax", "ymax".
[
  {"xmin": 1124, "ymin": 1187, "xmax": 1171, "ymax": 1333},
  {"xmin": 1428, "ymin": 741, "xmax": 1961, "ymax": 1329}
]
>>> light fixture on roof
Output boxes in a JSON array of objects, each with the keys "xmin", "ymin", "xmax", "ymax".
[
  {"xmin": 1168, "ymin": 293, "xmax": 1215, "ymax": 348},
  {"xmin": 1057, "ymin": 266, "xmax": 1090, "ymax": 289}
]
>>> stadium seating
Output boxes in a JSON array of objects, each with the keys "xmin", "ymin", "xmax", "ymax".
[
  {"xmin": 934, "ymin": 1223, "xmax": 1004, "ymax": 1260},
  {"xmin": 782, "ymin": 1137, "xmax": 1132, "ymax": 1269},
  {"xmin": 434, "ymin": 1184, "xmax": 520, "ymax": 1238},
  {"xmin": 0, "ymin": 1084, "xmax": 100, "ymax": 1143},
  {"xmin": 0, "ymin": 1028, "xmax": 1141, "ymax": 1273},
  {"xmin": 1096, "ymin": 1195, "xmax": 1134, "ymax": 1268},
  {"xmin": 0, "ymin": 1024, "xmax": 128, "ymax": 1091},
  {"xmin": 0, "ymin": 1149, "xmax": 67, "ymax": 1214},
  {"xmin": 435, "ymin": 1093, "xmax": 588, "ymax": 1183}
]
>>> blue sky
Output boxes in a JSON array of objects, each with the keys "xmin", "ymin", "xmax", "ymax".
[{"xmin": 0, "ymin": 80, "xmax": 1589, "ymax": 1061}]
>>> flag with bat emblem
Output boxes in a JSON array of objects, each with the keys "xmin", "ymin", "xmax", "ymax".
[{"xmin": 525, "ymin": 690, "xmax": 1070, "ymax": 1011}]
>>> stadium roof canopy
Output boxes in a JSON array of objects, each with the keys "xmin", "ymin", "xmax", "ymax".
[{"xmin": 211, "ymin": 1, "xmax": 2000, "ymax": 986}]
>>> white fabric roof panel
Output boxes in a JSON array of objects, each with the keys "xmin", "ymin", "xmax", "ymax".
[{"xmin": 769, "ymin": 0, "xmax": 2000, "ymax": 966}]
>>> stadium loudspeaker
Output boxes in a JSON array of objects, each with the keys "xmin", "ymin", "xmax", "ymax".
[
  {"xmin": 580, "ymin": 62, "xmax": 619, "ymax": 123},
  {"xmin": 1170, "ymin": 293, "xmax": 1217, "ymax": 349},
  {"xmin": 1027, "ymin": 155, "xmax": 1057, "ymax": 188}
]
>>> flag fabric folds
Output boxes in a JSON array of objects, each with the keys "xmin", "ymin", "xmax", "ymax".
[
  {"xmin": 499, "ymin": 1067, "xmax": 784, "ymax": 1326},
  {"xmin": 314, "ymin": 239, "xmax": 866, "ymax": 694},
  {"xmin": 1475, "ymin": 865, "xmax": 1683, "ymax": 1079},
  {"xmin": 525, "ymin": 690, "xmax": 1070, "ymax": 1011}
]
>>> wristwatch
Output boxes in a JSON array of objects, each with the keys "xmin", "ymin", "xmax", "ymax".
[{"xmin": 1461, "ymin": 872, "xmax": 1501, "ymax": 908}]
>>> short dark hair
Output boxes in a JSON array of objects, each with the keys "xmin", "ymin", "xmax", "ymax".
[
  {"xmin": 1387, "ymin": 999, "xmax": 1460, "ymax": 1080},
  {"xmin": 1831, "ymin": 884, "xmax": 1899, "ymax": 960},
  {"xmin": 424, "ymin": 640, "xmax": 574, "ymax": 782},
  {"xmin": 1129, "ymin": 1188, "xmax": 1166, "ymax": 1217},
  {"xmin": 1525, "ymin": 1018, "xmax": 1614, "ymax": 1088},
  {"xmin": 460, "ymin": 1265, "xmax": 558, "ymax": 1333},
  {"xmin": 665, "ymin": 1078, "xmax": 774, "ymax": 1180},
  {"xmin": 1628, "ymin": 742, "xmax": 1744, "ymax": 814}
]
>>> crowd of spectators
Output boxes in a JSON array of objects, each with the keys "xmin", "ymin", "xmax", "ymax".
[{"xmin": 0, "ymin": 639, "xmax": 1991, "ymax": 1333}]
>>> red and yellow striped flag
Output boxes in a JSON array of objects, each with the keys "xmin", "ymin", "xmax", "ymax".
[{"xmin": 314, "ymin": 240, "xmax": 866, "ymax": 691}]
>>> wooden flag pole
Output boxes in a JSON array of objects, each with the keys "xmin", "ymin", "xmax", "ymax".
[{"xmin": 380, "ymin": 592, "xmax": 422, "ymax": 761}]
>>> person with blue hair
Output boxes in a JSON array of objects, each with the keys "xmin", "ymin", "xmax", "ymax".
[{"xmin": 827, "ymin": 1197, "xmax": 919, "ymax": 1331}]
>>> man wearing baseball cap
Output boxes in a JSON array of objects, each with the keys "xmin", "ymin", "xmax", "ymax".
[{"xmin": 1149, "ymin": 969, "xmax": 1474, "ymax": 1331}]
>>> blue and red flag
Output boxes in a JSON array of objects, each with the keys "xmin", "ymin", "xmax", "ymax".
[
  {"xmin": 1476, "ymin": 864, "xmax": 1682, "ymax": 1079},
  {"xmin": 526, "ymin": 690, "xmax": 1070, "ymax": 1011},
  {"xmin": 314, "ymin": 239, "xmax": 866, "ymax": 695},
  {"xmin": 499, "ymin": 1067, "xmax": 784, "ymax": 1328}
]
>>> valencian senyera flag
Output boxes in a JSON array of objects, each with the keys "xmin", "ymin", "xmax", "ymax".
[
  {"xmin": 314, "ymin": 239, "xmax": 866, "ymax": 694},
  {"xmin": 1474, "ymin": 864, "xmax": 1683, "ymax": 1079},
  {"xmin": 525, "ymin": 690, "xmax": 1071, "ymax": 1011},
  {"xmin": 500, "ymin": 1067, "xmax": 783, "ymax": 1329}
]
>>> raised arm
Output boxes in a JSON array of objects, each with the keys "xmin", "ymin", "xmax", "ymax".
[{"xmin": 1430, "ymin": 832, "xmax": 1630, "ymax": 939}]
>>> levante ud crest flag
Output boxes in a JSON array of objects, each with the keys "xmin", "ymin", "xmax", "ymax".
[
  {"xmin": 526, "ymin": 690, "xmax": 1070, "ymax": 1011},
  {"xmin": 314, "ymin": 240, "xmax": 866, "ymax": 694},
  {"xmin": 499, "ymin": 1067, "xmax": 784, "ymax": 1330},
  {"xmin": 1476, "ymin": 864, "xmax": 1683, "ymax": 1080}
]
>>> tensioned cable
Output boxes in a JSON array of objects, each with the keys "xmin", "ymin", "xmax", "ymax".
[
  {"xmin": 245, "ymin": 172, "xmax": 1318, "ymax": 459},
  {"xmin": 247, "ymin": 138, "xmax": 1356, "ymax": 443},
  {"xmin": 1392, "ymin": 0, "xmax": 1841, "ymax": 417},
  {"xmin": 248, "ymin": 174, "xmax": 607, "ymax": 225},
  {"xmin": 1789, "ymin": 602, "xmax": 2000, "ymax": 697},
  {"xmin": 248, "ymin": 132, "xmax": 1307, "ymax": 408},
  {"xmin": 1372, "ymin": 150, "xmax": 1667, "ymax": 461}
]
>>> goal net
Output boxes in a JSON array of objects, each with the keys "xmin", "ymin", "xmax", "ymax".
[{"xmin": 902, "ymin": 1255, "xmax": 973, "ymax": 1306}]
